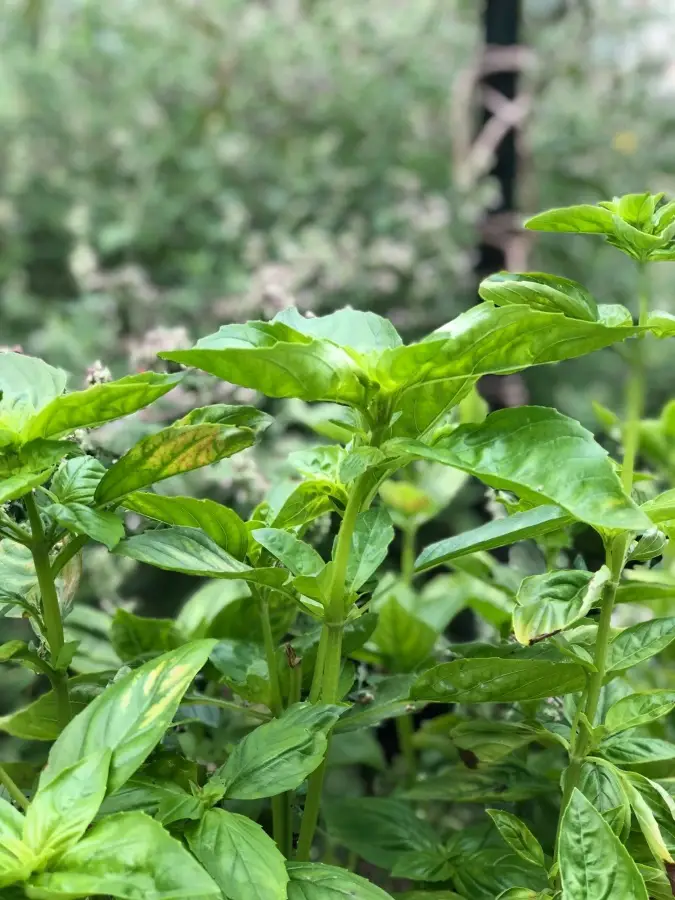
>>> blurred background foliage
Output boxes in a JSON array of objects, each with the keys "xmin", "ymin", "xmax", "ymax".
[{"xmin": 3, "ymin": 0, "xmax": 675, "ymax": 703}]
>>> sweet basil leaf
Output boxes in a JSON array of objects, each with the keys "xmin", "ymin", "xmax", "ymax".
[
  {"xmin": 335, "ymin": 674, "xmax": 418, "ymax": 732},
  {"xmin": 621, "ymin": 772, "xmax": 675, "ymax": 864},
  {"xmin": 45, "ymin": 502, "xmax": 125, "ymax": 551},
  {"xmin": 0, "ymin": 675, "xmax": 103, "ymax": 741},
  {"xmin": 0, "ymin": 797, "xmax": 33, "ymax": 889},
  {"xmin": 110, "ymin": 609, "xmax": 184, "ymax": 663},
  {"xmin": 208, "ymin": 703, "xmax": 343, "ymax": 801},
  {"xmin": 286, "ymin": 862, "xmax": 395, "ymax": 900},
  {"xmin": 50, "ymin": 457, "xmax": 106, "ymax": 505},
  {"xmin": 123, "ymin": 492, "xmax": 249, "ymax": 559},
  {"xmin": 600, "ymin": 735, "xmax": 675, "ymax": 766},
  {"xmin": 25, "ymin": 811, "xmax": 219, "ymax": 900},
  {"xmin": 391, "ymin": 407, "xmax": 649, "ymax": 532},
  {"xmin": 486, "ymin": 809, "xmax": 545, "ymax": 869},
  {"xmin": 346, "ymin": 507, "xmax": 394, "ymax": 592},
  {"xmin": 605, "ymin": 691, "xmax": 675, "ymax": 735},
  {"xmin": 114, "ymin": 526, "xmax": 288, "ymax": 588},
  {"xmin": 23, "ymin": 750, "xmax": 111, "ymax": 862},
  {"xmin": 324, "ymin": 797, "xmax": 438, "ymax": 870},
  {"xmin": 41, "ymin": 641, "xmax": 214, "ymax": 794},
  {"xmin": 513, "ymin": 567, "xmax": 609, "ymax": 645},
  {"xmin": 450, "ymin": 720, "xmax": 539, "ymax": 764},
  {"xmin": 187, "ymin": 808, "xmax": 288, "ymax": 900},
  {"xmin": 414, "ymin": 505, "xmax": 571, "ymax": 573},
  {"xmin": 252, "ymin": 527, "xmax": 325, "ymax": 576},
  {"xmin": 371, "ymin": 597, "xmax": 437, "ymax": 672},
  {"xmin": 269, "ymin": 480, "xmax": 339, "ymax": 529},
  {"xmin": 160, "ymin": 319, "xmax": 370, "ymax": 407},
  {"xmin": 405, "ymin": 764, "xmax": 551, "ymax": 803},
  {"xmin": 274, "ymin": 306, "xmax": 402, "ymax": 352},
  {"xmin": 411, "ymin": 658, "xmax": 586, "ymax": 703},
  {"xmin": 559, "ymin": 789, "xmax": 648, "ymax": 899},
  {"xmin": 479, "ymin": 271, "xmax": 599, "ymax": 321},
  {"xmin": 24, "ymin": 373, "xmax": 181, "ymax": 441},
  {"xmin": 0, "ymin": 471, "xmax": 52, "ymax": 505},
  {"xmin": 608, "ymin": 617, "xmax": 675, "ymax": 672},
  {"xmin": 95, "ymin": 423, "xmax": 260, "ymax": 505},
  {"xmin": 525, "ymin": 203, "xmax": 616, "ymax": 234}
]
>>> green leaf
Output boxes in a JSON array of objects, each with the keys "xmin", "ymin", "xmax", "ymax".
[
  {"xmin": 391, "ymin": 407, "xmax": 649, "ymax": 532},
  {"xmin": 208, "ymin": 703, "xmax": 343, "ymax": 801},
  {"xmin": 175, "ymin": 404, "xmax": 273, "ymax": 431},
  {"xmin": 405, "ymin": 763, "xmax": 551, "ymax": 803},
  {"xmin": 0, "ymin": 676, "xmax": 103, "ymax": 740},
  {"xmin": 600, "ymin": 735, "xmax": 675, "ymax": 766},
  {"xmin": 187, "ymin": 808, "xmax": 288, "ymax": 900},
  {"xmin": 335, "ymin": 674, "xmax": 418, "ymax": 732},
  {"xmin": 269, "ymin": 479, "xmax": 339, "ymax": 529},
  {"xmin": 372, "ymin": 597, "xmax": 437, "ymax": 672},
  {"xmin": 100, "ymin": 775, "xmax": 203, "ymax": 825},
  {"xmin": 123, "ymin": 491, "xmax": 248, "ymax": 558},
  {"xmin": 346, "ymin": 507, "xmax": 394, "ymax": 592},
  {"xmin": 577, "ymin": 760, "xmax": 630, "ymax": 828},
  {"xmin": 485, "ymin": 810, "xmax": 545, "ymax": 869},
  {"xmin": 525, "ymin": 203, "xmax": 616, "ymax": 234},
  {"xmin": 206, "ymin": 582, "xmax": 295, "ymax": 644},
  {"xmin": 377, "ymin": 305, "xmax": 641, "ymax": 439},
  {"xmin": 605, "ymin": 691, "xmax": 675, "ymax": 735},
  {"xmin": 0, "ymin": 470, "xmax": 52, "ymax": 504},
  {"xmin": 559, "ymin": 789, "xmax": 647, "ymax": 899},
  {"xmin": 114, "ymin": 526, "xmax": 287, "ymax": 588},
  {"xmin": 324, "ymin": 797, "xmax": 438, "ymax": 870},
  {"xmin": 479, "ymin": 271, "xmax": 598, "ymax": 321},
  {"xmin": 45, "ymin": 502, "xmax": 125, "ymax": 550},
  {"xmin": 24, "ymin": 372, "xmax": 181, "ymax": 441},
  {"xmin": 24, "ymin": 750, "xmax": 111, "ymax": 862},
  {"xmin": 50, "ymin": 457, "xmax": 106, "ymax": 505},
  {"xmin": 414, "ymin": 505, "xmax": 571, "ymax": 573},
  {"xmin": 395, "ymin": 892, "xmax": 464, "ymax": 900},
  {"xmin": 411, "ymin": 658, "xmax": 586, "ymax": 703},
  {"xmin": 95, "ymin": 423, "xmax": 261, "ymax": 505},
  {"xmin": 286, "ymin": 862, "xmax": 395, "ymax": 900},
  {"xmin": 608, "ymin": 617, "xmax": 675, "ymax": 672},
  {"xmin": 621, "ymin": 772, "xmax": 675, "ymax": 863},
  {"xmin": 643, "ymin": 489, "xmax": 675, "ymax": 524},
  {"xmin": 110, "ymin": 609, "xmax": 184, "ymax": 662},
  {"xmin": 160, "ymin": 319, "xmax": 370, "ymax": 407},
  {"xmin": 209, "ymin": 639, "xmax": 270, "ymax": 706},
  {"xmin": 0, "ymin": 439, "xmax": 81, "ymax": 478},
  {"xmin": 449, "ymin": 848, "xmax": 548, "ymax": 899},
  {"xmin": 0, "ymin": 353, "xmax": 67, "ymax": 447},
  {"xmin": 391, "ymin": 849, "xmax": 454, "ymax": 883},
  {"xmin": 339, "ymin": 447, "xmax": 386, "ymax": 484},
  {"xmin": 0, "ymin": 797, "xmax": 33, "ymax": 889},
  {"xmin": 450, "ymin": 720, "xmax": 538, "ymax": 764},
  {"xmin": 25, "ymin": 811, "xmax": 219, "ymax": 900},
  {"xmin": 513, "ymin": 567, "xmax": 609, "ymax": 645},
  {"xmin": 41, "ymin": 641, "xmax": 214, "ymax": 794},
  {"xmin": 275, "ymin": 306, "xmax": 402, "ymax": 352},
  {"xmin": 252, "ymin": 527, "xmax": 324, "ymax": 576}
]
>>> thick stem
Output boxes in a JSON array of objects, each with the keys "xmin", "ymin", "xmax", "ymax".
[
  {"xmin": 296, "ymin": 474, "xmax": 371, "ymax": 861},
  {"xmin": 0, "ymin": 763, "xmax": 28, "ymax": 809},
  {"xmin": 396, "ymin": 713, "xmax": 417, "ymax": 787},
  {"xmin": 309, "ymin": 627, "xmax": 329, "ymax": 704},
  {"xmin": 556, "ymin": 536, "xmax": 626, "ymax": 852},
  {"xmin": 25, "ymin": 493, "xmax": 72, "ymax": 728}
]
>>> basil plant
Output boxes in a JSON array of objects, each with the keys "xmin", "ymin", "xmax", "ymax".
[{"xmin": 1, "ymin": 192, "xmax": 675, "ymax": 899}]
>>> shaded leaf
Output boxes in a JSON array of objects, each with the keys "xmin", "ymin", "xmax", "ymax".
[
  {"xmin": 50, "ymin": 457, "xmax": 105, "ymax": 505},
  {"xmin": 411, "ymin": 658, "xmax": 586, "ymax": 703},
  {"xmin": 372, "ymin": 597, "xmax": 437, "ymax": 672},
  {"xmin": 110, "ymin": 609, "xmax": 184, "ymax": 662},
  {"xmin": 486, "ymin": 809, "xmax": 545, "ymax": 868},
  {"xmin": 253, "ymin": 527, "xmax": 324, "ymax": 576}
]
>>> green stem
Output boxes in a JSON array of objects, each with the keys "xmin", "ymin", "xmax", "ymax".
[
  {"xmin": 296, "ymin": 474, "xmax": 371, "ymax": 861},
  {"xmin": 309, "ymin": 626, "xmax": 329, "ymax": 704},
  {"xmin": 401, "ymin": 525, "xmax": 417, "ymax": 585},
  {"xmin": 0, "ymin": 763, "xmax": 28, "ymax": 809},
  {"xmin": 396, "ymin": 713, "xmax": 417, "ymax": 787},
  {"xmin": 256, "ymin": 589, "xmax": 289, "ymax": 855},
  {"xmin": 556, "ymin": 536, "xmax": 626, "ymax": 854},
  {"xmin": 24, "ymin": 493, "xmax": 72, "ymax": 728},
  {"xmin": 51, "ymin": 534, "xmax": 87, "ymax": 579},
  {"xmin": 621, "ymin": 264, "xmax": 649, "ymax": 494}
]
